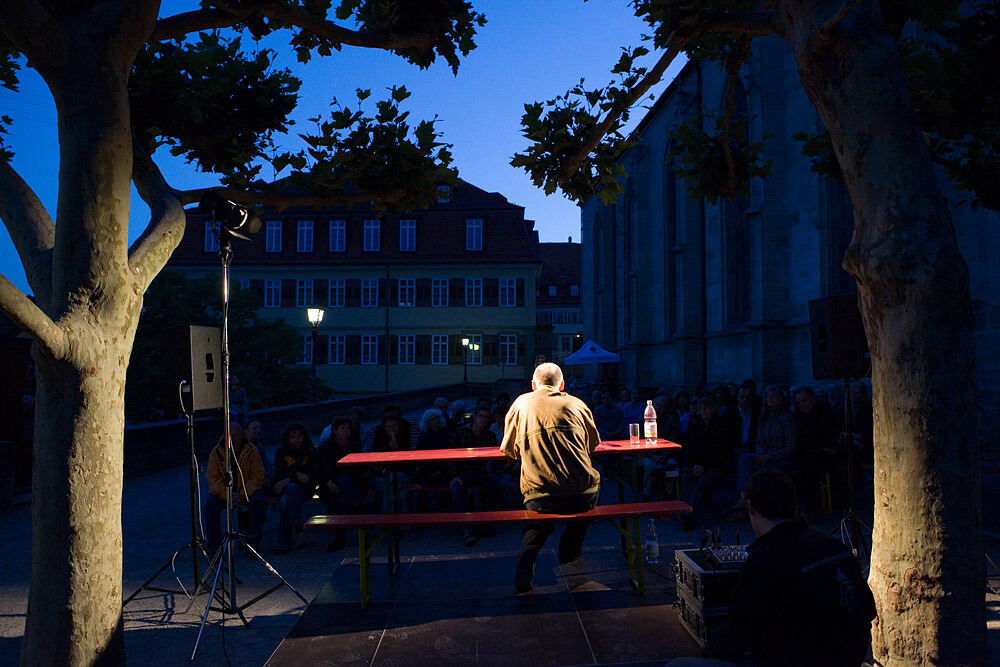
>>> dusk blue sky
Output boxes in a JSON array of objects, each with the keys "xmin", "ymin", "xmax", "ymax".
[{"xmin": 0, "ymin": 1, "xmax": 683, "ymax": 295}]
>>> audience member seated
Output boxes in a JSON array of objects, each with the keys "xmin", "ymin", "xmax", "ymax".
[
  {"xmin": 271, "ymin": 422, "xmax": 318, "ymax": 554},
  {"xmin": 370, "ymin": 411, "xmax": 411, "ymax": 513},
  {"xmin": 639, "ymin": 395, "xmax": 680, "ymax": 500},
  {"xmin": 318, "ymin": 417, "xmax": 365, "ymax": 551},
  {"xmin": 621, "ymin": 387, "xmax": 646, "ymax": 426},
  {"xmin": 667, "ymin": 469, "xmax": 876, "ymax": 667},
  {"xmin": 350, "ymin": 406, "xmax": 375, "ymax": 452},
  {"xmin": 451, "ymin": 406, "xmax": 507, "ymax": 545},
  {"xmin": 794, "ymin": 386, "xmax": 841, "ymax": 521},
  {"xmin": 594, "ymin": 390, "xmax": 626, "ymax": 441},
  {"xmin": 204, "ymin": 423, "xmax": 267, "ymax": 553},
  {"xmin": 680, "ymin": 397, "xmax": 732, "ymax": 529},
  {"xmin": 590, "ymin": 389, "xmax": 603, "ymax": 411},
  {"xmin": 735, "ymin": 384, "xmax": 760, "ymax": 453},
  {"xmin": 713, "ymin": 383, "xmax": 734, "ymax": 418},
  {"xmin": 412, "ymin": 409, "xmax": 454, "ymax": 494},
  {"xmin": 729, "ymin": 385, "xmax": 797, "ymax": 521},
  {"xmin": 245, "ymin": 419, "xmax": 272, "ymax": 488},
  {"xmin": 676, "ymin": 391, "xmax": 694, "ymax": 441}
]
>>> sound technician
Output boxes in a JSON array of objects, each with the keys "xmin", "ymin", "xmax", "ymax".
[{"xmin": 669, "ymin": 468, "xmax": 876, "ymax": 667}]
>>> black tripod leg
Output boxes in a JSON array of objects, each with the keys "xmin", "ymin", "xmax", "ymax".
[{"xmin": 242, "ymin": 542, "xmax": 309, "ymax": 605}]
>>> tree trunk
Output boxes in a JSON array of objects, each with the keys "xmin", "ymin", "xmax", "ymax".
[{"xmin": 782, "ymin": 1, "xmax": 985, "ymax": 664}]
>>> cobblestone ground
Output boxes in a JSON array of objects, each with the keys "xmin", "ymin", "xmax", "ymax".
[{"xmin": 2, "ymin": 448, "xmax": 999, "ymax": 665}]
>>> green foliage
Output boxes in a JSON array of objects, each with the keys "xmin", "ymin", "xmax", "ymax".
[
  {"xmin": 126, "ymin": 270, "xmax": 328, "ymax": 423},
  {"xmin": 0, "ymin": 36, "xmax": 19, "ymax": 161},
  {"xmin": 632, "ymin": 0, "xmax": 760, "ymax": 58},
  {"xmin": 511, "ymin": 46, "xmax": 654, "ymax": 204},
  {"xmin": 669, "ymin": 115, "xmax": 772, "ymax": 204},
  {"xmin": 280, "ymin": 0, "xmax": 486, "ymax": 72},
  {"xmin": 130, "ymin": 33, "xmax": 301, "ymax": 181},
  {"xmin": 792, "ymin": 130, "xmax": 841, "ymax": 181},
  {"xmin": 272, "ymin": 85, "xmax": 457, "ymax": 211}
]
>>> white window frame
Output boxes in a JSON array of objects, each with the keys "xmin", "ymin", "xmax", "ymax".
[
  {"xmin": 204, "ymin": 220, "xmax": 219, "ymax": 252},
  {"xmin": 398, "ymin": 334, "xmax": 415, "ymax": 365},
  {"xmin": 361, "ymin": 334, "xmax": 378, "ymax": 365},
  {"xmin": 499, "ymin": 278, "xmax": 516, "ymax": 308},
  {"xmin": 297, "ymin": 220, "xmax": 314, "ymax": 252},
  {"xmin": 465, "ymin": 218, "xmax": 483, "ymax": 251},
  {"xmin": 361, "ymin": 278, "xmax": 379, "ymax": 308},
  {"xmin": 363, "ymin": 219, "xmax": 380, "ymax": 252},
  {"xmin": 329, "ymin": 220, "xmax": 345, "ymax": 252},
  {"xmin": 399, "ymin": 219, "xmax": 416, "ymax": 252},
  {"xmin": 431, "ymin": 334, "xmax": 449, "ymax": 365},
  {"xmin": 467, "ymin": 333, "xmax": 482, "ymax": 365},
  {"xmin": 264, "ymin": 279, "xmax": 281, "ymax": 308},
  {"xmin": 328, "ymin": 278, "xmax": 345, "ymax": 308},
  {"xmin": 328, "ymin": 335, "xmax": 345, "ymax": 365},
  {"xmin": 432, "ymin": 278, "xmax": 449, "ymax": 307},
  {"xmin": 296, "ymin": 279, "xmax": 314, "ymax": 307},
  {"xmin": 499, "ymin": 334, "xmax": 517, "ymax": 366},
  {"xmin": 300, "ymin": 333, "xmax": 312, "ymax": 365},
  {"xmin": 265, "ymin": 220, "xmax": 282, "ymax": 253},
  {"xmin": 398, "ymin": 278, "xmax": 415, "ymax": 307},
  {"xmin": 465, "ymin": 278, "xmax": 482, "ymax": 307}
]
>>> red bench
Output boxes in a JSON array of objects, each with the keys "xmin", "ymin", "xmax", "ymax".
[{"xmin": 305, "ymin": 499, "xmax": 692, "ymax": 608}]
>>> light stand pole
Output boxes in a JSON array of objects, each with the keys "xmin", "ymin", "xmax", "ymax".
[
  {"xmin": 461, "ymin": 336, "xmax": 470, "ymax": 384},
  {"xmin": 307, "ymin": 307, "xmax": 324, "ymax": 402}
]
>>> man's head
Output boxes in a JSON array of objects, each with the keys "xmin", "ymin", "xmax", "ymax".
[
  {"xmin": 738, "ymin": 386, "xmax": 754, "ymax": 410},
  {"xmin": 764, "ymin": 385, "xmax": 786, "ymax": 411},
  {"xmin": 472, "ymin": 407, "xmax": 492, "ymax": 433},
  {"xmin": 699, "ymin": 396, "xmax": 717, "ymax": 421},
  {"xmin": 531, "ymin": 362, "xmax": 564, "ymax": 391},
  {"xmin": 245, "ymin": 420, "xmax": 262, "ymax": 443},
  {"xmin": 745, "ymin": 469, "xmax": 797, "ymax": 536},
  {"xmin": 433, "ymin": 397, "xmax": 449, "ymax": 413},
  {"xmin": 351, "ymin": 406, "xmax": 365, "ymax": 426},
  {"xmin": 794, "ymin": 387, "xmax": 817, "ymax": 415}
]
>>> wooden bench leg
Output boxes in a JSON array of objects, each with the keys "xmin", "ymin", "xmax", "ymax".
[{"xmin": 820, "ymin": 471, "xmax": 832, "ymax": 515}]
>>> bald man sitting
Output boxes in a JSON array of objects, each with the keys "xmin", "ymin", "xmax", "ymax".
[{"xmin": 500, "ymin": 362, "xmax": 601, "ymax": 593}]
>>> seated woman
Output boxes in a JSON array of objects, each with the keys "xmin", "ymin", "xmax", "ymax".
[
  {"xmin": 271, "ymin": 422, "xmax": 318, "ymax": 554},
  {"xmin": 370, "ymin": 412, "xmax": 412, "ymax": 513},
  {"xmin": 411, "ymin": 409, "xmax": 454, "ymax": 507},
  {"xmin": 318, "ymin": 416, "xmax": 365, "ymax": 551}
]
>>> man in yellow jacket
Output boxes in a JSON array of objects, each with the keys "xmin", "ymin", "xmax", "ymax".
[
  {"xmin": 204, "ymin": 422, "xmax": 267, "ymax": 552},
  {"xmin": 501, "ymin": 363, "xmax": 601, "ymax": 593}
]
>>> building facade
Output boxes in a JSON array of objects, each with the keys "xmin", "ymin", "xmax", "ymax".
[
  {"xmin": 581, "ymin": 36, "xmax": 1000, "ymax": 410},
  {"xmin": 170, "ymin": 181, "xmax": 541, "ymax": 394},
  {"xmin": 534, "ymin": 241, "xmax": 583, "ymax": 368}
]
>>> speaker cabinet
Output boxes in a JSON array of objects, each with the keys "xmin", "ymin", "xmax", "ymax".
[
  {"xmin": 808, "ymin": 294, "xmax": 870, "ymax": 380},
  {"xmin": 163, "ymin": 325, "xmax": 224, "ymax": 412}
]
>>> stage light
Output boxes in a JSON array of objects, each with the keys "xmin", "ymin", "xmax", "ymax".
[{"xmin": 199, "ymin": 192, "xmax": 262, "ymax": 237}]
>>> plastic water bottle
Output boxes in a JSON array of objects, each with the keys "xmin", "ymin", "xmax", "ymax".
[
  {"xmin": 644, "ymin": 519, "xmax": 659, "ymax": 564},
  {"xmin": 644, "ymin": 399, "xmax": 657, "ymax": 445}
]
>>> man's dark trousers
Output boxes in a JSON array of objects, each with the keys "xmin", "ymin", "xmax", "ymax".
[{"xmin": 515, "ymin": 490, "xmax": 599, "ymax": 589}]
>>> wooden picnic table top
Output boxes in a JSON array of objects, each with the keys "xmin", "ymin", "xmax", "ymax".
[{"xmin": 336, "ymin": 438, "xmax": 682, "ymax": 467}]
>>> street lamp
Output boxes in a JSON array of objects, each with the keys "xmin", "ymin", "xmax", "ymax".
[
  {"xmin": 307, "ymin": 307, "xmax": 324, "ymax": 402},
  {"xmin": 461, "ymin": 336, "xmax": 470, "ymax": 384}
]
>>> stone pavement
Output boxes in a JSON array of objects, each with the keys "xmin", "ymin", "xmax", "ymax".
[{"xmin": 2, "ymin": 449, "xmax": 1000, "ymax": 665}]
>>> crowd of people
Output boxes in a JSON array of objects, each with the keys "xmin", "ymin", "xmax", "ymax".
[{"xmin": 203, "ymin": 375, "xmax": 874, "ymax": 555}]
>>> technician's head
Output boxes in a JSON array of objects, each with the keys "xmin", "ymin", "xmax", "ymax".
[
  {"xmin": 531, "ymin": 362, "xmax": 564, "ymax": 391},
  {"xmin": 744, "ymin": 469, "xmax": 797, "ymax": 536}
]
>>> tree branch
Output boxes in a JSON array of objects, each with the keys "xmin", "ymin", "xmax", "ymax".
[
  {"xmin": 0, "ymin": 272, "xmax": 66, "ymax": 359},
  {"xmin": 704, "ymin": 12, "xmax": 781, "ymax": 37},
  {"xmin": 819, "ymin": 0, "xmax": 863, "ymax": 35},
  {"xmin": 128, "ymin": 148, "xmax": 186, "ymax": 292},
  {"xmin": 0, "ymin": 161, "xmax": 55, "ymax": 307},
  {"xmin": 152, "ymin": 2, "xmax": 435, "ymax": 53},
  {"xmin": 557, "ymin": 42, "xmax": 686, "ymax": 186}
]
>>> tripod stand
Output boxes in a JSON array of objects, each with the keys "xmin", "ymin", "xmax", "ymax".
[
  {"xmin": 836, "ymin": 377, "xmax": 872, "ymax": 574},
  {"xmin": 191, "ymin": 210, "xmax": 307, "ymax": 661},
  {"xmin": 124, "ymin": 385, "xmax": 211, "ymax": 604}
]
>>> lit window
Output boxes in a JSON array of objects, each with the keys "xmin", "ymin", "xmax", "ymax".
[
  {"xmin": 328, "ymin": 335, "xmax": 345, "ymax": 365},
  {"xmin": 398, "ymin": 278, "xmax": 415, "ymax": 307},
  {"xmin": 329, "ymin": 220, "xmax": 345, "ymax": 252},
  {"xmin": 432, "ymin": 335, "xmax": 449, "ymax": 365},
  {"xmin": 296, "ymin": 279, "xmax": 313, "ymax": 307},
  {"xmin": 361, "ymin": 335, "xmax": 378, "ymax": 365},
  {"xmin": 548, "ymin": 285, "xmax": 557, "ymax": 297},
  {"xmin": 265, "ymin": 220, "xmax": 282, "ymax": 252},
  {"xmin": 328, "ymin": 279, "xmax": 345, "ymax": 308},
  {"xmin": 465, "ymin": 278, "xmax": 482, "ymax": 307},
  {"xmin": 398, "ymin": 335, "xmax": 415, "ymax": 365},
  {"xmin": 399, "ymin": 219, "xmax": 416, "ymax": 252},
  {"xmin": 465, "ymin": 218, "xmax": 482, "ymax": 251},
  {"xmin": 499, "ymin": 278, "xmax": 516, "ymax": 307},
  {"xmin": 432, "ymin": 278, "xmax": 449, "ymax": 307},
  {"xmin": 264, "ymin": 279, "xmax": 280, "ymax": 308},
  {"xmin": 204, "ymin": 221, "xmax": 219, "ymax": 252},
  {"xmin": 297, "ymin": 220, "xmax": 314, "ymax": 252},
  {"xmin": 499, "ymin": 334, "xmax": 517, "ymax": 366},
  {"xmin": 363, "ymin": 219, "xmax": 380, "ymax": 252},
  {"xmin": 362, "ymin": 278, "xmax": 379, "ymax": 308},
  {"xmin": 570, "ymin": 284, "xmax": 579, "ymax": 297},
  {"xmin": 466, "ymin": 334, "xmax": 482, "ymax": 365}
]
